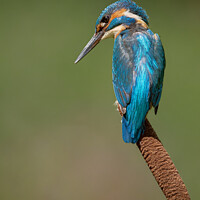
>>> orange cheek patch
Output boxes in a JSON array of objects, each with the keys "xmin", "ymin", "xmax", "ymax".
[
  {"xmin": 96, "ymin": 24, "xmax": 101, "ymax": 32},
  {"xmin": 105, "ymin": 8, "xmax": 127, "ymax": 29},
  {"xmin": 136, "ymin": 19, "xmax": 148, "ymax": 29}
]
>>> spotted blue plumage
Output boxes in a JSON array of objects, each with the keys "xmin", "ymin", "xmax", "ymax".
[
  {"xmin": 95, "ymin": 0, "xmax": 149, "ymax": 28},
  {"xmin": 113, "ymin": 29, "xmax": 165, "ymax": 143}
]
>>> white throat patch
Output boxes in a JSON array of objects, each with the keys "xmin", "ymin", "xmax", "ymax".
[
  {"xmin": 101, "ymin": 25, "xmax": 126, "ymax": 40},
  {"xmin": 123, "ymin": 10, "xmax": 142, "ymax": 20}
]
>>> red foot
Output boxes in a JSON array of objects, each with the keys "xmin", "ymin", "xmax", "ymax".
[{"xmin": 115, "ymin": 101, "xmax": 126, "ymax": 117}]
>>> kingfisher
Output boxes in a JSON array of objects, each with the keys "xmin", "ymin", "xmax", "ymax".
[{"xmin": 75, "ymin": 0, "xmax": 165, "ymax": 143}]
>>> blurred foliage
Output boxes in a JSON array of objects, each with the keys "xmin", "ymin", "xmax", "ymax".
[{"xmin": 0, "ymin": 0, "xmax": 200, "ymax": 199}]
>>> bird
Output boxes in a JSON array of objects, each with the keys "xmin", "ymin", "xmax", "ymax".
[{"xmin": 75, "ymin": 0, "xmax": 165, "ymax": 144}]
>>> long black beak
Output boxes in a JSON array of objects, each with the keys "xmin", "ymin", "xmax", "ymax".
[{"xmin": 74, "ymin": 31, "xmax": 105, "ymax": 64}]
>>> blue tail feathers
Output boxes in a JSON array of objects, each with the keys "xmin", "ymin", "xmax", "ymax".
[{"xmin": 122, "ymin": 116, "xmax": 144, "ymax": 143}]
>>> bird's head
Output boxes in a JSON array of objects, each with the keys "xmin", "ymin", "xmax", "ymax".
[{"xmin": 75, "ymin": 0, "xmax": 149, "ymax": 64}]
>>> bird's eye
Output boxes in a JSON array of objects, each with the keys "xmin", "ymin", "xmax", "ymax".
[{"xmin": 101, "ymin": 15, "xmax": 110, "ymax": 23}]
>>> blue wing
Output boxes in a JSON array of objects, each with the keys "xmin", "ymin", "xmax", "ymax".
[
  {"xmin": 150, "ymin": 33, "xmax": 166, "ymax": 114},
  {"xmin": 112, "ymin": 29, "xmax": 165, "ymax": 143}
]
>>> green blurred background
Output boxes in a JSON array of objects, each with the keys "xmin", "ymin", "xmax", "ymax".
[{"xmin": 0, "ymin": 0, "xmax": 199, "ymax": 199}]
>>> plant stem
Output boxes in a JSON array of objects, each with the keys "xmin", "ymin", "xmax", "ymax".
[{"xmin": 136, "ymin": 119, "xmax": 190, "ymax": 200}]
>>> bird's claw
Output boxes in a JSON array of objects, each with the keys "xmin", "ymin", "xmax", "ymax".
[{"xmin": 114, "ymin": 100, "xmax": 126, "ymax": 116}]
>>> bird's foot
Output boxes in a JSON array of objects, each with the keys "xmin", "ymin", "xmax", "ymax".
[{"xmin": 114, "ymin": 100, "xmax": 126, "ymax": 117}]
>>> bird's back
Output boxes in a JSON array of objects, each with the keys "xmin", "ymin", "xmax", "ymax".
[{"xmin": 112, "ymin": 28, "xmax": 165, "ymax": 143}]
